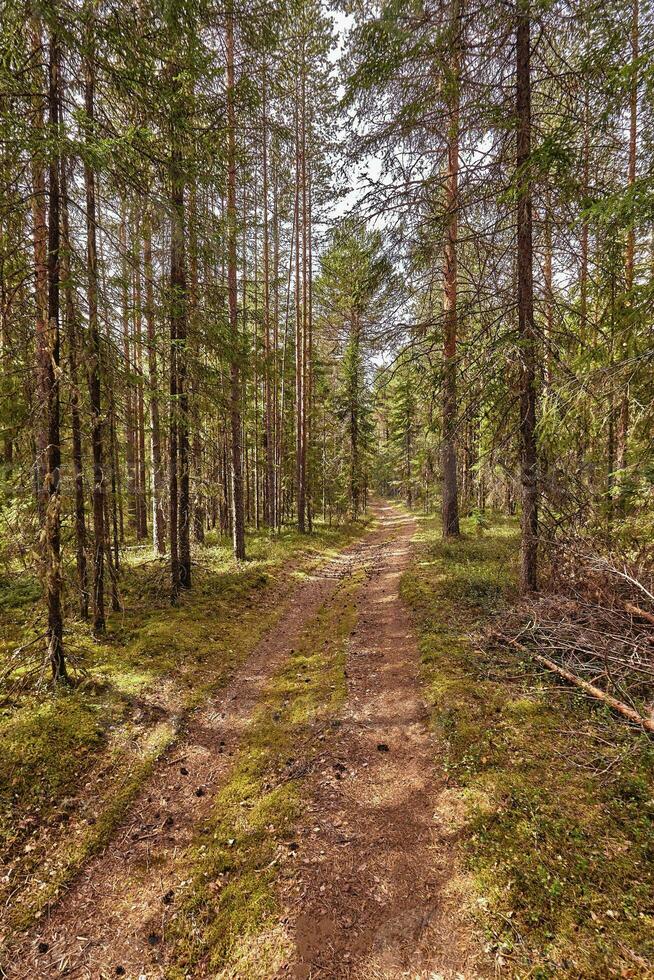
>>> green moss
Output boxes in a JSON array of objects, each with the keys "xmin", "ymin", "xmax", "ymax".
[
  {"xmin": 403, "ymin": 512, "xmax": 654, "ymax": 978},
  {"xmin": 166, "ymin": 570, "xmax": 362, "ymax": 978},
  {"xmin": 0, "ymin": 691, "xmax": 109, "ymax": 850},
  {"xmin": 6, "ymin": 720, "xmax": 176, "ymax": 933}
]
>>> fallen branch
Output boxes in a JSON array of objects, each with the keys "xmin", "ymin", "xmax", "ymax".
[
  {"xmin": 624, "ymin": 602, "xmax": 654, "ymax": 626},
  {"xmin": 500, "ymin": 635, "xmax": 654, "ymax": 736}
]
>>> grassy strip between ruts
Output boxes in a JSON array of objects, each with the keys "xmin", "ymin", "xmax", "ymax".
[
  {"xmin": 402, "ymin": 512, "xmax": 654, "ymax": 980},
  {"xmin": 0, "ymin": 519, "xmax": 368, "ymax": 943},
  {"xmin": 165, "ymin": 568, "xmax": 365, "ymax": 979}
]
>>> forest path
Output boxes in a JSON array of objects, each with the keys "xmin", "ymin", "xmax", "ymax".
[
  {"xmin": 8, "ymin": 505, "xmax": 482, "ymax": 979},
  {"xmin": 6, "ymin": 524, "xmax": 380, "ymax": 980},
  {"xmin": 278, "ymin": 503, "xmax": 480, "ymax": 980}
]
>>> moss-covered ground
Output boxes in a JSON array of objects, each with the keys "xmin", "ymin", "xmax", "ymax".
[
  {"xmin": 0, "ymin": 520, "xmax": 366, "ymax": 937},
  {"xmin": 402, "ymin": 513, "xmax": 654, "ymax": 978},
  {"xmin": 165, "ymin": 568, "xmax": 363, "ymax": 979}
]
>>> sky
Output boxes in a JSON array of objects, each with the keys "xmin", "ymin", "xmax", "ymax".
[{"xmin": 319, "ymin": 7, "xmax": 386, "ymax": 226}]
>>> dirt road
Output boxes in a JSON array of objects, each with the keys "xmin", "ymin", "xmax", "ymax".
[
  {"xmin": 279, "ymin": 504, "xmax": 480, "ymax": 979},
  {"xmin": 8, "ymin": 505, "xmax": 481, "ymax": 979}
]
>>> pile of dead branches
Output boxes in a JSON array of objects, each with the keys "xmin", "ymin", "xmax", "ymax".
[{"xmin": 485, "ymin": 539, "xmax": 654, "ymax": 734}]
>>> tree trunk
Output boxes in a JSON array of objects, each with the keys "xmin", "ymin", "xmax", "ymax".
[
  {"xmin": 616, "ymin": 0, "xmax": 638, "ymax": 512},
  {"xmin": 306, "ymin": 163, "xmax": 314, "ymax": 531},
  {"xmin": 177, "ymin": 224, "xmax": 191, "ymax": 588},
  {"xmin": 516, "ymin": 0, "xmax": 538, "ymax": 592},
  {"xmin": 189, "ymin": 185, "xmax": 205, "ymax": 545},
  {"xmin": 251, "ymin": 178, "xmax": 261, "ymax": 531},
  {"xmin": 60, "ymin": 163, "xmax": 89, "ymax": 619},
  {"xmin": 29, "ymin": 17, "xmax": 49, "ymax": 520},
  {"xmin": 301, "ymin": 65, "xmax": 310, "ymax": 531},
  {"xmin": 294, "ymin": 89, "xmax": 306, "ymax": 533},
  {"xmin": 543, "ymin": 187, "xmax": 553, "ymax": 388},
  {"xmin": 118, "ymin": 213, "xmax": 136, "ymax": 536},
  {"xmin": 262, "ymin": 64, "xmax": 275, "ymax": 529},
  {"xmin": 406, "ymin": 425, "xmax": 412, "ymax": 509},
  {"xmin": 441, "ymin": 0, "xmax": 461, "ymax": 538},
  {"xmin": 273, "ymin": 153, "xmax": 282, "ymax": 532},
  {"xmin": 227, "ymin": 7, "xmax": 246, "ymax": 560},
  {"xmin": 44, "ymin": 30, "xmax": 66, "ymax": 681},
  {"xmin": 580, "ymin": 89, "xmax": 590, "ymax": 342},
  {"xmin": 83, "ymin": 16, "xmax": 106, "ymax": 632},
  {"xmin": 143, "ymin": 215, "xmax": 166, "ymax": 554},
  {"xmin": 133, "ymin": 244, "xmax": 148, "ymax": 541},
  {"xmin": 169, "ymin": 297, "xmax": 180, "ymax": 597}
]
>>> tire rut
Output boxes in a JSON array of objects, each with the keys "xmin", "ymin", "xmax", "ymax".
[{"xmin": 278, "ymin": 504, "xmax": 484, "ymax": 980}]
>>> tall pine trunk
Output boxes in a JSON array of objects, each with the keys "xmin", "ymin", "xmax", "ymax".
[
  {"xmin": 83, "ymin": 13, "xmax": 106, "ymax": 632},
  {"xmin": 294, "ymin": 91, "xmax": 306, "ymax": 533},
  {"xmin": 133, "ymin": 243, "xmax": 149, "ymax": 540},
  {"xmin": 60, "ymin": 163, "xmax": 89, "ymax": 619},
  {"xmin": 616, "ymin": 0, "xmax": 638, "ymax": 514},
  {"xmin": 44, "ymin": 30, "xmax": 66, "ymax": 680},
  {"xmin": 29, "ymin": 17, "xmax": 49, "ymax": 520},
  {"xmin": 301, "ymin": 70, "xmax": 311, "ymax": 531},
  {"xmin": 306, "ymin": 165, "xmax": 314, "ymax": 530},
  {"xmin": 120, "ymin": 211, "xmax": 138, "ymax": 534},
  {"xmin": 177, "ymin": 210, "xmax": 191, "ymax": 588},
  {"xmin": 143, "ymin": 216, "xmax": 166, "ymax": 554},
  {"xmin": 262, "ymin": 65, "xmax": 275, "ymax": 529},
  {"xmin": 226, "ymin": 9, "xmax": 246, "ymax": 560},
  {"xmin": 169, "ymin": 68, "xmax": 190, "ymax": 595},
  {"xmin": 516, "ymin": 0, "xmax": 538, "ymax": 592},
  {"xmin": 189, "ymin": 186, "xmax": 205, "ymax": 545},
  {"xmin": 441, "ymin": 0, "xmax": 461, "ymax": 538}
]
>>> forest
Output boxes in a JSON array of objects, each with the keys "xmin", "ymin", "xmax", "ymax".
[{"xmin": 0, "ymin": 0, "xmax": 653, "ymax": 976}]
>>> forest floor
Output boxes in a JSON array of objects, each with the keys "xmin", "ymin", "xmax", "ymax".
[
  {"xmin": 0, "ymin": 518, "xmax": 367, "ymax": 971},
  {"xmin": 1, "ymin": 503, "xmax": 653, "ymax": 978}
]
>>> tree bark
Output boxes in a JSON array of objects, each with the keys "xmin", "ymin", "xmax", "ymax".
[
  {"xmin": 301, "ymin": 65, "xmax": 310, "ymax": 531},
  {"xmin": 262, "ymin": 64, "xmax": 275, "ymax": 529},
  {"xmin": 120, "ymin": 211, "xmax": 138, "ymax": 534},
  {"xmin": 441, "ymin": 0, "xmax": 461, "ymax": 538},
  {"xmin": 60, "ymin": 163, "xmax": 89, "ymax": 620},
  {"xmin": 294, "ymin": 86, "xmax": 306, "ymax": 533},
  {"xmin": 83, "ymin": 14, "xmax": 106, "ymax": 633},
  {"xmin": 543, "ymin": 187, "xmax": 553, "ymax": 387},
  {"xmin": 29, "ymin": 17, "xmax": 49, "ymax": 520},
  {"xmin": 516, "ymin": 0, "xmax": 538, "ymax": 592},
  {"xmin": 169, "ymin": 92, "xmax": 187, "ymax": 594},
  {"xmin": 226, "ymin": 7, "xmax": 246, "ymax": 560},
  {"xmin": 134, "ymin": 240, "xmax": 149, "ymax": 541},
  {"xmin": 306, "ymin": 161, "xmax": 314, "ymax": 530},
  {"xmin": 44, "ymin": 29, "xmax": 66, "ymax": 681},
  {"xmin": 616, "ymin": 0, "xmax": 638, "ymax": 512},
  {"xmin": 273, "ymin": 152, "xmax": 282, "ymax": 532},
  {"xmin": 143, "ymin": 216, "xmax": 166, "ymax": 554},
  {"xmin": 176, "ymin": 206, "xmax": 191, "ymax": 588},
  {"xmin": 189, "ymin": 185, "xmax": 205, "ymax": 545},
  {"xmin": 580, "ymin": 88, "xmax": 590, "ymax": 342}
]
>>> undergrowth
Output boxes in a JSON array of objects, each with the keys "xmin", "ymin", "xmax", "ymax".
[{"xmin": 402, "ymin": 513, "xmax": 654, "ymax": 979}]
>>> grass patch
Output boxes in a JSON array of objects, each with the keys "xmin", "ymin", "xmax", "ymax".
[
  {"xmin": 0, "ymin": 518, "xmax": 368, "ymax": 941},
  {"xmin": 166, "ymin": 570, "xmax": 363, "ymax": 978},
  {"xmin": 402, "ymin": 512, "xmax": 654, "ymax": 978}
]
